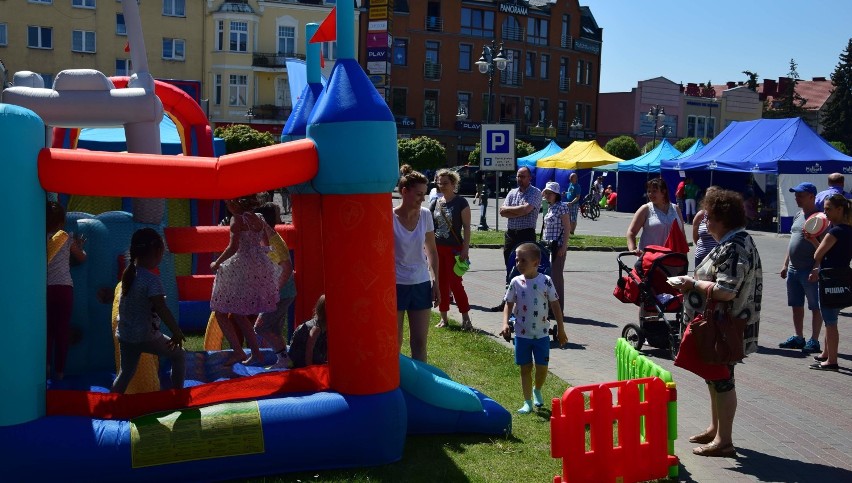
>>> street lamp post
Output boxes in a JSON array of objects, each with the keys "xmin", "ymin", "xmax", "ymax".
[
  {"xmin": 707, "ymin": 96, "xmax": 717, "ymax": 139},
  {"xmin": 475, "ymin": 40, "xmax": 507, "ymax": 231},
  {"xmin": 646, "ymin": 105, "xmax": 665, "ymax": 150},
  {"xmin": 476, "ymin": 40, "xmax": 508, "ymax": 125}
]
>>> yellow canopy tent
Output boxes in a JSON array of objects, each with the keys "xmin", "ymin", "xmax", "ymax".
[{"xmin": 538, "ymin": 140, "xmax": 623, "ymax": 170}]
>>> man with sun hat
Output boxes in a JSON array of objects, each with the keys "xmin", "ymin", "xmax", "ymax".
[{"xmin": 779, "ymin": 182, "xmax": 823, "ymax": 354}]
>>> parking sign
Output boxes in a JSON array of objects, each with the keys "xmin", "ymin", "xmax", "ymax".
[{"xmin": 480, "ymin": 124, "xmax": 515, "ymax": 171}]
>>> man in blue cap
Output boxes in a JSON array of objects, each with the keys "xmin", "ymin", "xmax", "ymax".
[{"xmin": 779, "ymin": 182, "xmax": 822, "ymax": 354}]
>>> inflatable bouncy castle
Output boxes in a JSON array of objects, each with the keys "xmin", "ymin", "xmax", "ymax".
[{"xmin": 0, "ymin": 2, "xmax": 509, "ymax": 480}]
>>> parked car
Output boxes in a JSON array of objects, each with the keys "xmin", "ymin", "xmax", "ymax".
[{"xmin": 450, "ymin": 165, "xmax": 515, "ymax": 197}]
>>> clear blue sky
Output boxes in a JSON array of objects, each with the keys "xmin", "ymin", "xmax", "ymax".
[{"xmin": 581, "ymin": 0, "xmax": 852, "ymax": 93}]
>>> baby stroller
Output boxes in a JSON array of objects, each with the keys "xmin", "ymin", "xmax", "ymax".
[
  {"xmin": 504, "ymin": 241, "xmax": 560, "ymax": 342},
  {"xmin": 613, "ymin": 245, "xmax": 689, "ymax": 360}
]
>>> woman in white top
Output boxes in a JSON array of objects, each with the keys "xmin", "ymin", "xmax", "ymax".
[
  {"xmin": 626, "ymin": 177, "xmax": 684, "ymax": 254},
  {"xmin": 394, "ymin": 167, "xmax": 440, "ymax": 362}
]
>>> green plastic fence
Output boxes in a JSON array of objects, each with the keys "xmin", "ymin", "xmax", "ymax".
[{"xmin": 615, "ymin": 338, "xmax": 679, "ymax": 479}]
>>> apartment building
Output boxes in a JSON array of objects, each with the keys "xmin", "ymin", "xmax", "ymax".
[
  {"xmin": 0, "ymin": 0, "xmax": 203, "ymax": 96},
  {"xmin": 360, "ymin": 0, "xmax": 603, "ymax": 165},
  {"xmin": 206, "ymin": 0, "xmax": 344, "ymax": 133}
]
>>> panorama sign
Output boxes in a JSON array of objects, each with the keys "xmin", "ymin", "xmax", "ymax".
[{"xmin": 500, "ymin": 1, "xmax": 528, "ymax": 16}]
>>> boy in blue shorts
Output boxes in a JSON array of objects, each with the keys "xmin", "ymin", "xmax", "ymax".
[{"xmin": 500, "ymin": 242, "xmax": 568, "ymax": 414}]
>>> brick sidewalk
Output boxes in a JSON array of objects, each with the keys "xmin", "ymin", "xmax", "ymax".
[{"xmin": 443, "ymin": 227, "xmax": 852, "ymax": 482}]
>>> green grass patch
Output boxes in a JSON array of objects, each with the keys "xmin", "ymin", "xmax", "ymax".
[
  {"xmin": 197, "ymin": 312, "xmax": 571, "ymax": 482},
  {"xmin": 470, "ymin": 230, "xmax": 626, "ymax": 249}
]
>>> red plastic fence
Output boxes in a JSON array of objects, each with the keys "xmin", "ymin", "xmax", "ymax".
[{"xmin": 551, "ymin": 377, "xmax": 678, "ymax": 483}]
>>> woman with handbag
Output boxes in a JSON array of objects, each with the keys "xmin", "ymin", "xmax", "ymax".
[
  {"xmin": 673, "ymin": 189, "xmax": 763, "ymax": 458},
  {"xmin": 431, "ymin": 169, "xmax": 473, "ymax": 331},
  {"xmin": 541, "ymin": 181, "xmax": 570, "ymax": 313},
  {"xmin": 807, "ymin": 194, "xmax": 852, "ymax": 371}
]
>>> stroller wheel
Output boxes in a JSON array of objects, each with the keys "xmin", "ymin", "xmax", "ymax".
[{"xmin": 622, "ymin": 323, "xmax": 645, "ymax": 350}]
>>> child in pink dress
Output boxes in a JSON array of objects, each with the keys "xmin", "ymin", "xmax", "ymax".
[{"xmin": 211, "ymin": 195, "xmax": 279, "ymax": 365}]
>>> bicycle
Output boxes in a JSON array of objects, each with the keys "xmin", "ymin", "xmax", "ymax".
[{"xmin": 579, "ymin": 193, "xmax": 600, "ymax": 220}]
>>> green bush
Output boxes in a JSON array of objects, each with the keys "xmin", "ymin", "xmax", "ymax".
[
  {"xmin": 213, "ymin": 124, "xmax": 276, "ymax": 154},
  {"xmin": 604, "ymin": 135, "xmax": 640, "ymax": 160},
  {"xmin": 674, "ymin": 137, "xmax": 699, "ymax": 152},
  {"xmin": 398, "ymin": 136, "xmax": 447, "ymax": 172}
]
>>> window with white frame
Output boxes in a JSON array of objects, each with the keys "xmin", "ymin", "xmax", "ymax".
[
  {"xmin": 278, "ymin": 25, "xmax": 295, "ymax": 56},
  {"xmin": 229, "ymin": 74, "xmax": 247, "ymax": 106},
  {"xmin": 72, "ymin": 30, "xmax": 96, "ymax": 53},
  {"xmin": 116, "ymin": 14, "xmax": 126, "ymax": 35},
  {"xmin": 163, "ymin": 0, "xmax": 185, "ymax": 17},
  {"xmin": 540, "ymin": 54, "xmax": 549, "ymax": 79},
  {"xmin": 0, "ymin": 24, "xmax": 7, "ymax": 46},
  {"xmin": 28, "ymin": 26, "xmax": 52, "ymax": 49},
  {"xmin": 576, "ymin": 59, "xmax": 585, "ymax": 85},
  {"xmin": 73, "ymin": 0, "xmax": 95, "ymax": 8},
  {"xmin": 115, "ymin": 58, "xmax": 132, "ymax": 76},
  {"xmin": 687, "ymin": 115, "xmax": 714, "ymax": 138},
  {"xmin": 29, "ymin": 0, "xmax": 52, "ymax": 4},
  {"xmin": 214, "ymin": 74, "xmax": 222, "ymax": 105},
  {"xmin": 230, "ymin": 21, "xmax": 248, "ymax": 52},
  {"xmin": 162, "ymin": 38, "xmax": 185, "ymax": 60},
  {"xmin": 586, "ymin": 62, "xmax": 593, "ymax": 86},
  {"xmin": 216, "ymin": 21, "xmax": 224, "ymax": 51}
]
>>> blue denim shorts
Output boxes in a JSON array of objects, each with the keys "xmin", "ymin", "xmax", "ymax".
[
  {"xmin": 786, "ymin": 267, "xmax": 820, "ymax": 310},
  {"xmin": 514, "ymin": 336, "xmax": 550, "ymax": 366},
  {"xmin": 396, "ymin": 281, "xmax": 433, "ymax": 311}
]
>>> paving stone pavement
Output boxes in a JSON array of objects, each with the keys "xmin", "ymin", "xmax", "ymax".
[{"xmin": 440, "ymin": 203, "xmax": 852, "ymax": 483}]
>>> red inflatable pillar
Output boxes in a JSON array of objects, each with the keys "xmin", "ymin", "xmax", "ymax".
[
  {"xmin": 321, "ymin": 193, "xmax": 398, "ymax": 395},
  {"xmin": 291, "ymin": 193, "xmax": 325, "ymax": 325}
]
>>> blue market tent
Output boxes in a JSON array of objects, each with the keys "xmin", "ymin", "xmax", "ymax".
[
  {"xmin": 660, "ymin": 118, "xmax": 852, "ymax": 231},
  {"xmin": 518, "ymin": 140, "xmax": 563, "ymax": 185},
  {"xmin": 614, "ymin": 139, "xmax": 682, "ymax": 212},
  {"xmin": 673, "ymin": 138, "xmax": 705, "ymax": 160},
  {"xmin": 618, "ymin": 139, "xmax": 682, "ymax": 173}
]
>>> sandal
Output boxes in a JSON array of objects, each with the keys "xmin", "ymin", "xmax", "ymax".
[
  {"xmin": 813, "ymin": 355, "xmax": 828, "ymax": 362},
  {"xmin": 435, "ymin": 320, "xmax": 449, "ymax": 329},
  {"xmin": 461, "ymin": 319, "xmax": 473, "ymax": 331},
  {"xmin": 688, "ymin": 430, "xmax": 716, "ymax": 444},
  {"xmin": 809, "ymin": 362, "xmax": 839, "ymax": 371},
  {"xmin": 692, "ymin": 442, "xmax": 736, "ymax": 458}
]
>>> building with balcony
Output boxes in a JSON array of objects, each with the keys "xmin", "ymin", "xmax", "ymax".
[
  {"xmin": 0, "ymin": 0, "xmax": 204, "ymax": 96},
  {"xmin": 359, "ymin": 0, "xmax": 603, "ymax": 165},
  {"xmin": 205, "ymin": 0, "xmax": 347, "ymax": 134}
]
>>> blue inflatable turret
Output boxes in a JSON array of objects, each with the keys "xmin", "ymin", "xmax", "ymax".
[{"xmin": 306, "ymin": 6, "xmax": 398, "ymax": 195}]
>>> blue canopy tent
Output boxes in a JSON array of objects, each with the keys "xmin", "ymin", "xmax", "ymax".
[
  {"xmin": 74, "ymin": 115, "xmax": 226, "ymax": 156},
  {"xmin": 518, "ymin": 140, "xmax": 562, "ymax": 186},
  {"xmin": 661, "ymin": 118, "xmax": 852, "ymax": 232},
  {"xmin": 615, "ymin": 139, "xmax": 682, "ymax": 213}
]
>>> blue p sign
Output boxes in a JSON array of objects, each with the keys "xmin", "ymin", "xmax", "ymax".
[{"xmin": 487, "ymin": 130, "xmax": 510, "ymax": 153}]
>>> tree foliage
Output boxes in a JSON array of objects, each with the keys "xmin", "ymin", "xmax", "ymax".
[
  {"xmin": 467, "ymin": 139, "xmax": 536, "ymax": 166},
  {"xmin": 213, "ymin": 124, "xmax": 276, "ymax": 154},
  {"xmin": 821, "ymin": 38, "xmax": 852, "ymax": 149},
  {"xmin": 397, "ymin": 136, "xmax": 446, "ymax": 171},
  {"xmin": 604, "ymin": 135, "xmax": 640, "ymax": 160},
  {"xmin": 742, "ymin": 70, "xmax": 759, "ymax": 91},
  {"xmin": 764, "ymin": 59, "xmax": 808, "ymax": 118},
  {"xmin": 829, "ymin": 141, "xmax": 849, "ymax": 155}
]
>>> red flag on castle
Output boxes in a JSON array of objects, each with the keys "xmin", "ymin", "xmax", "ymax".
[{"xmin": 310, "ymin": 6, "xmax": 336, "ymax": 68}]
